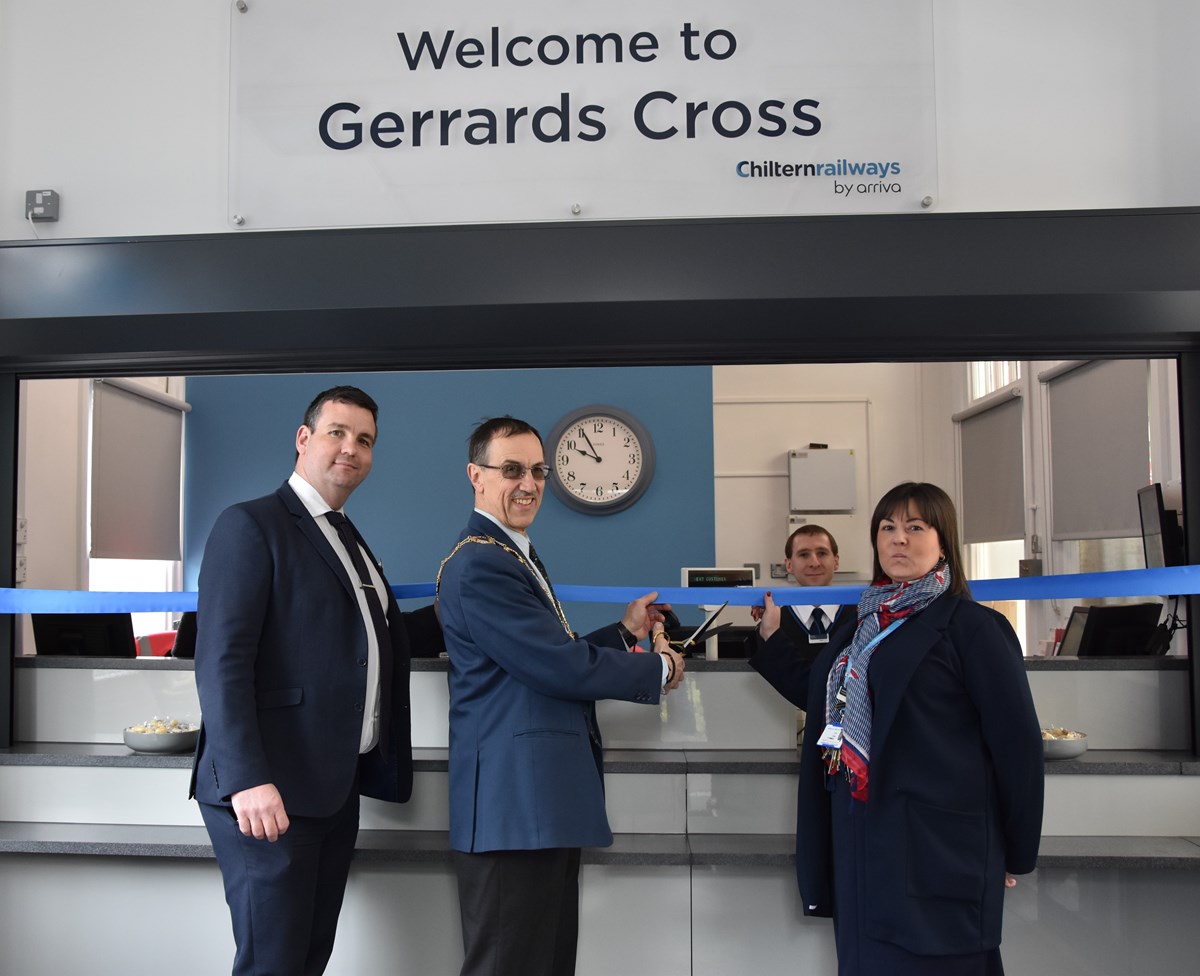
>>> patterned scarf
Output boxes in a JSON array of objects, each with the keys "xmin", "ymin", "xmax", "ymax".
[{"xmin": 823, "ymin": 562, "xmax": 950, "ymax": 801}]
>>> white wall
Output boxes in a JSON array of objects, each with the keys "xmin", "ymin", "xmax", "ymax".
[
  {"xmin": 1, "ymin": 1, "xmax": 1198, "ymax": 242},
  {"xmin": 712, "ymin": 362, "xmax": 964, "ymax": 584}
]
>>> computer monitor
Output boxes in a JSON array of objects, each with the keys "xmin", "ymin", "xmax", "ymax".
[
  {"xmin": 1137, "ymin": 483, "xmax": 1185, "ymax": 569},
  {"xmin": 681, "ymin": 567, "xmax": 757, "ymax": 628},
  {"xmin": 1061, "ymin": 602, "xmax": 1163, "ymax": 657},
  {"xmin": 681, "ymin": 567, "xmax": 757, "ymax": 589},
  {"xmin": 1055, "ymin": 606, "xmax": 1089, "ymax": 657},
  {"xmin": 31, "ymin": 612, "xmax": 137, "ymax": 658}
]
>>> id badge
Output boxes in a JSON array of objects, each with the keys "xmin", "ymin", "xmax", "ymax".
[{"xmin": 816, "ymin": 723, "xmax": 844, "ymax": 748}]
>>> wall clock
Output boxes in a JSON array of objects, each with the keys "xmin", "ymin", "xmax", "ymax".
[{"xmin": 546, "ymin": 405, "xmax": 656, "ymax": 514}]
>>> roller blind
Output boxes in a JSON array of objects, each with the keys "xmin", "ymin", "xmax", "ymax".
[
  {"xmin": 1044, "ymin": 360, "xmax": 1148, "ymax": 541},
  {"xmin": 90, "ymin": 379, "xmax": 188, "ymax": 560},
  {"xmin": 955, "ymin": 388, "xmax": 1024, "ymax": 543}
]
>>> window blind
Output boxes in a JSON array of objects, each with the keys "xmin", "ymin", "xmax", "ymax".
[
  {"xmin": 1044, "ymin": 359, "xmax": 1148, "ymax": 541},
  {"xmin": 90, "ymin": 379, "xmax": 188, "ymax": 560},
  {"xmin": 955, "ymin": 387, "xmax": 1025, "ymax": 543}
]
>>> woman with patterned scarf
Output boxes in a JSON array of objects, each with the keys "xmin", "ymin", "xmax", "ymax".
[{"xmin": 755, "ymin": 482, "xmax": 1044, "ymax": 975}]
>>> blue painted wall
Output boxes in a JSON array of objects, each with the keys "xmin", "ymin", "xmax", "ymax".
[{"xmin": 183, "ymin": 368, "xmax": 715, "ymax": 634}]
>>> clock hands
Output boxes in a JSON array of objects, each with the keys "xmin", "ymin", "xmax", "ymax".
[{"xmin": 577, "ymin": 428, "xmax": 603, "ymax": 462}]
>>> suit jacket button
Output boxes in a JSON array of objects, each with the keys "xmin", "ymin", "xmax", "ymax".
[
  {"xmin": 357, "ymin": 658, "xmax": 367, "ymax": 667},
  {"xmin": 353, "ymin": 703, "xmax": 363, "ymax": 712}
]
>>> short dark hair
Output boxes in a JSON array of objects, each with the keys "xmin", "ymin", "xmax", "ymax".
[
  {"xmin": 868, "ymin": 482, "xmax": 971, "ymax": 597},
  {"xmin": 468, "ymin": 416, "xmax": 542, "ymax": 464},
  {"xmin": 785, "ymin": 524, "xmax": 839, "ymax": 559},
  {"xmin": 302, "ymin": 385, "xmax": 379, "ymax": 434}
]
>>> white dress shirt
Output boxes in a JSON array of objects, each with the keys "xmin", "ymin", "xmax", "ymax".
[
  {"xmin": 790, "ymin": 603, "xmax": 843, "ymax": 639},
  {"xmin": 290, "ymin": 471, "xmax": 385, "ymax": 753}
]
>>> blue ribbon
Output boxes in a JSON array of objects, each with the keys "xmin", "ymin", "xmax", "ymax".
[
  {"xmin": 0, "ymin": 589, "xmax": 200, "ymax": 613},
  {"xmin": 1, "ymin": 565, "xmax": 1198, "ymax": 613}
]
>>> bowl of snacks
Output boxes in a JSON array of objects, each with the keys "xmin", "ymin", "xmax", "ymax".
[
  {"xmin": 1042, "ymin": 726, "xmax": 1087, "ymax": 760},
  {"xmin": 123, "ymin": 717, "xmax": 200, "ymax": 754}
]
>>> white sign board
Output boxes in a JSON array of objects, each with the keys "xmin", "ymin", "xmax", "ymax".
[{"xmin": 228, "ymin": 0, "xmax": 936, "ymax": 229}]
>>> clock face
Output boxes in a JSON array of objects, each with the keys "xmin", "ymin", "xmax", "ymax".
[{"xmin": 547, "ymin": 406, "xmax": 655, "ymax": 514}]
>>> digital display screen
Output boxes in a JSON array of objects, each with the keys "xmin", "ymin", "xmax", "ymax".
[{"xmin": 683, "ymin": 568, "xmax": 755, "ymax": 587}]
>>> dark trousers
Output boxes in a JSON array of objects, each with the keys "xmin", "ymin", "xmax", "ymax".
[
  {"xmin": 454, "ymin": 847, "xmax": 582, "ymax": 976},
  {"xmin": 199, "ymin": 791, "xmax": 360, "ymax": 976}
]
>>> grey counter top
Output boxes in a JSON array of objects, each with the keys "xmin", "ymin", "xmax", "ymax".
[
  {"xmin": 5, "ymin": 743, "xmax": 1197, "ymax": 776},
  {"xmin": 0, "ymin": 742, "xmax": 455, "ymax": 771},
  {"xmin": 3, "ymin": 821, "xmax": 1199, "ymax": 870},
  {"xmin": 1023, "ymin": 655, "xmax": 1188, "ymax": 671},
  {"xmin": 14, "ymin": 654, "xmax": 196, "ymax": 670},
  {"xmin": 1035, "ymin": 835, "xmax": 1200, "ymax": 869},
  {"xmin": 1042, "ymin": 749, "xmax": 1200, "ymax": 774},
  {"xmin": 17, "ymin": 654, "xmax": 1190, "ymax": 673}
]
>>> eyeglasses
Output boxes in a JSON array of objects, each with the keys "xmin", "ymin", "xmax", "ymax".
[{"xmin": 477, "ymin": 461, "xmax": 552, "ymax": 481}]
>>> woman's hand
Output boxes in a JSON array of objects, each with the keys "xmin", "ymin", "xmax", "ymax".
[{"xmin": 758, "ymin": 591, "xmax": 783, "ymax": 642}]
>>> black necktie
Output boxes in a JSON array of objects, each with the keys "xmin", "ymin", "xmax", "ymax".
[
  {"xmin": 809, "ymin": 607, "xmax": 828, "ymax": 640},
  {"xmin": 528, "ymin": 542, "xmax": 575, "ymax": 639},
  {"xmin": 527, "ymin": 544, "xmax": 555, "ymax": 596},
  {"xmin": 325, "ymin": 511, "xmax": 391, "ymax": 658},
  {"xmin": 531, "ymin": 542, "xmax": 597, "ymax": 746}
]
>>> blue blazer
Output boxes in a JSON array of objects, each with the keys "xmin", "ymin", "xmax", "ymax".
[
  {"xmin": 755, "ymin": 592, "xmax": 1044, "ymax": 956},
  {"xmin": 190, "ymin": 482, "xmax": 442, "ymax": 815},
  {"xmin": 438, "ymin": 512, "xmax": 664, "ymax": 853}
]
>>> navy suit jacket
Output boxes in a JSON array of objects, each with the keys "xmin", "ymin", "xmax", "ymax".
[
  {"xmin": 190, "ymin": 482, "xmax": 442, "ymax": 816},
  {"xmin": 751, "ymin": 603, "xmax": 856, "ymax": 709},
  {"xmin": 755, "ymin": 593, "xmax": 1044, "ymax": 956},
  {"xmin": 437, "ymin": 512, "xmax": 664, "ymax": 853}
]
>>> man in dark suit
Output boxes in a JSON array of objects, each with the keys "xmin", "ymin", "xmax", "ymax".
[
  {"xmin": 190, "ymin": 385, "xmax": 442, "ymax": 976},
  {"xmin": 751, "ymin": 524, "xmax": 856, "ymax": 718},
  {"xmin": 436, "ymin": 416, "xmax": 684, "ymax": 976}
]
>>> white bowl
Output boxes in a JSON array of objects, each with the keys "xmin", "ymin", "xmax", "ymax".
[
  {"xmin": 1043, "ymin": 731, "xmax": 1087, "ymax": 760},
  {"xmin": 123, "ymin": 727, "xmax": 199, "ymax": 754}
]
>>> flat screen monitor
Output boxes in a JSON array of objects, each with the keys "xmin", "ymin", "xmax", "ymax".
[
  {"xmin": 31, "ymin": 612, "xmax": 137, "ymax": 658},
  {"xmin": 1137, "ymin": 483, "xmax": 1185, "ymax": 569},
  {"xmin": 681, "ymin": 567, "xmax": 757, "ymax": 627},
  {"xmin": 1064, "ymin": 602, "xmax": 1163, "ymax": 657},
  {"xmin": 1056, "ymin": 606, "xmax": 1090, "ymax": 657},
  {"xmin": 681, "ymin": 567, "xmax": 757, "ymax": 589}
]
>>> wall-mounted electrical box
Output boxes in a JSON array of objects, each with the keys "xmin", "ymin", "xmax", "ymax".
[
  {"xmin": 25, "ymin": 190, "xmax": 60, "ymax": 222},
  {"xmin": 788, "ymin": 448, "xmax": 856, "ymax": 513}
]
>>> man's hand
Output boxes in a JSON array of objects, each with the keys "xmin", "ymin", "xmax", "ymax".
[
  {"xmin": 621, "ymin": 592, "xmax": 673, "ymax": 641},
  {"xmin": 757, "ymin": 591, "xmax": 783, "ymax": 642},
  {"xmin": 231, "ymin": 783, "xmax": 290, "ymax": 842},
  {"xmin": 652, "ymin": 628, "xmax": 685, "ymax": 693}
]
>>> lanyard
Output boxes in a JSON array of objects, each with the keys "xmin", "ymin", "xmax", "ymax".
[{"xmin": 832, "ymin": 619, "xmax": 904, "ymax": 719}]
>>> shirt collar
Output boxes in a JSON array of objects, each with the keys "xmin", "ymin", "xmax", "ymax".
[
  {"xmin": 795, "ymin": 603, "xmax": 841, "ymax": 625},
  {"xmin": 474, "ymin": 508, "xmax": 532, "ymax": 558},
  {"xmin": 289, "ymin": 471, "xmax": 339, "ymax": 519}
]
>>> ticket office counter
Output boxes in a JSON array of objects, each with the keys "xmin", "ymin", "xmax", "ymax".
[{"xmin": 2, "ymin": 653, "xmax": 1199, "ymax": 974}]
